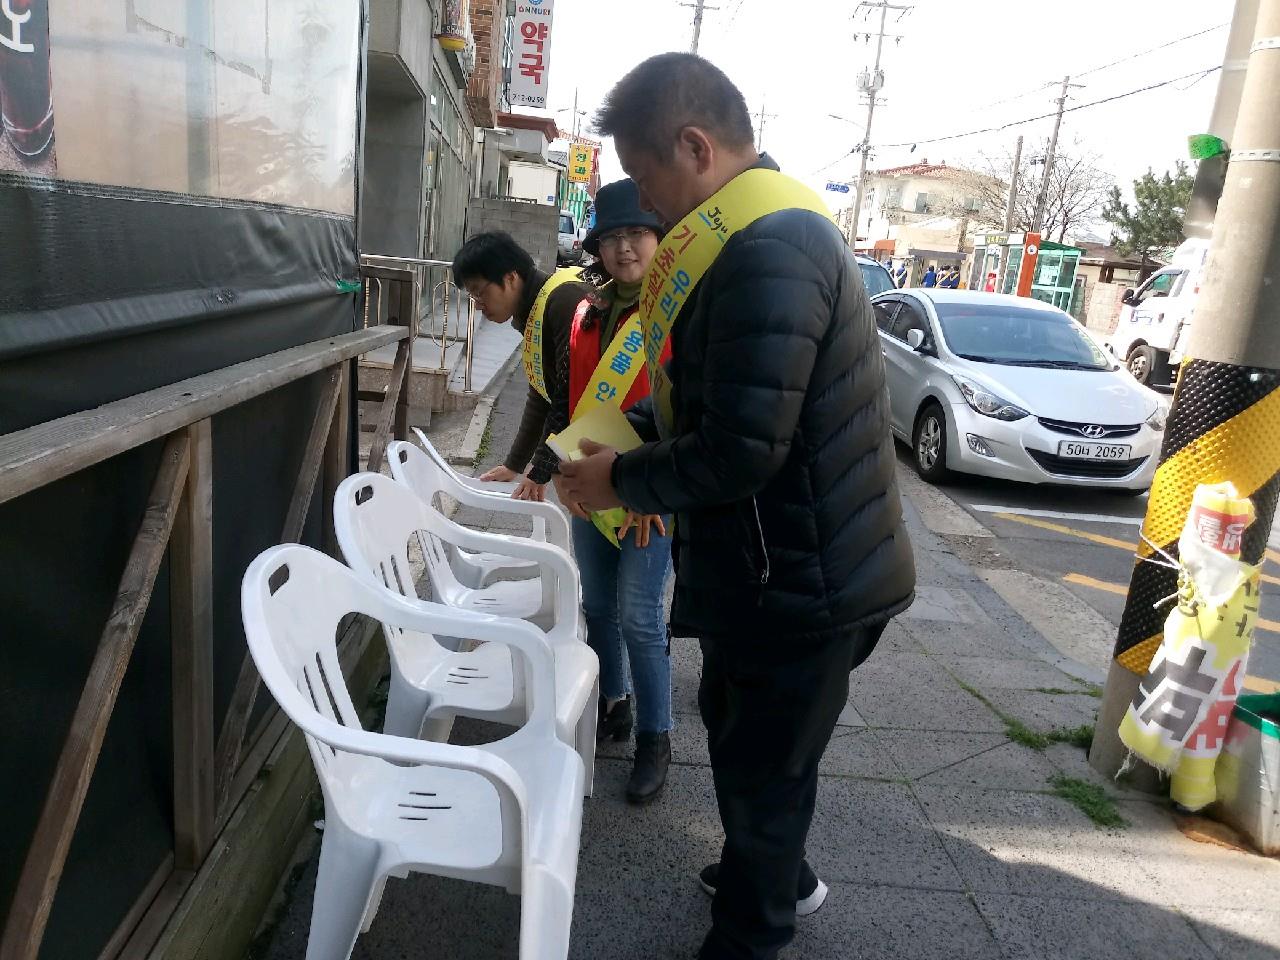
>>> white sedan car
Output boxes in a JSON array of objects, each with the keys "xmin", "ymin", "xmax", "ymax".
[{"xmin": 872, "ymin": 289, "xmax": 1168, "ymax": 491}]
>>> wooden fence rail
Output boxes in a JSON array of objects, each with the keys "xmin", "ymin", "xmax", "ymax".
[{"xmin": 0, "ymin": 274, "xmax": 418, "ymax": 960}]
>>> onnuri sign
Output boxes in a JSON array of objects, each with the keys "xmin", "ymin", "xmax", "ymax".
[{"xmin": 509, "ymin": 1, "xmax": 555, "ymax": 109}]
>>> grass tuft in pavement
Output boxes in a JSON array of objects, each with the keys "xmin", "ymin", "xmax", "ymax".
[
  {"xmin": 1050, "ymin": 775, "xmax": 1128, "ymax": 828},
  {"xmin": 1004, "ymin": 718, "xmax": 1050, "ymax": 751},
  {"xmin": 475, "ymin": 416, "xmax": 494, "ymax": 465},
  {"xmin": 1030, "ymin": 687, "xmax": 1095, "ymax": 696},
  {"xmin": 1047, "ymin": 723, "xmax": 1095, "ymax": 750},
  {"xmin": 954, "ymin": 677, "xmax": 1095, "ymax": 752}
]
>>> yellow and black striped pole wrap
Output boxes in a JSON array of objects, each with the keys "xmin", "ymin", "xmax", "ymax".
[{"xmin": 1114, "ymin": 357, "xmax": 1280, "ymax": 674}]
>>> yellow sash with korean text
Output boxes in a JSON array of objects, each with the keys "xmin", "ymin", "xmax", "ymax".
[
  {"xmin": 548, "ymin": 293, "xmax": 648, "ymax": 547},
  {"xmin": 638, "ymin": 169, "xmax": 835, "ymax": 434},
  {"xmin": 521, "ymin": 268, "xmax": 583, "ymax": 401}
]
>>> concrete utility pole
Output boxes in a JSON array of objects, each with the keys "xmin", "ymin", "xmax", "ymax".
[
  {"xmin": 682, "ymin": 0, "xmax": 720, "ymax": 54},
  {"xmin": 1031, "ymin": 76, "xmax": 1083, "ymax": 234},
  {"xmin": 1090, "ymin": 0, "xmax": 1280, "ymax": 784},
  {"xmin": 849, "ymin": 0, "xmax": 911, "ymax": 250},
  {"xmin": 754, "ymin": 97, "xmax": 777, "ymax": 153},
  {"xmin": 1185, "ymin": 0, "xmax": 1261, "ymax": 238},
  {"xmin": 1004, "ymin": 134, "xmax": 1024, "ymax": 232}
]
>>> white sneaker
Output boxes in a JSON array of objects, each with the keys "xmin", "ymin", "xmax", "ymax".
[{"xmin": 698, "ymin": 863, "xmax": 829, "ymax": 917}]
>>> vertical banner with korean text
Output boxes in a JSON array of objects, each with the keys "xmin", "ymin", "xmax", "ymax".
[{"xmin": 509, "ymin": 1, "xmax": 554, "ymax": 109}]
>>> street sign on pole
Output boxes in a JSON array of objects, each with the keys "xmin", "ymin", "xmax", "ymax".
[
  {"xmin": 825, "ymin": 182, "xmax": 851, "ymax": 193},
  {"xmin": 567, "ymin": 142, "xmax": 594, "ymax": 184}
]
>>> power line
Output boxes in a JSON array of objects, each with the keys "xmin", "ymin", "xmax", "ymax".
[
  {"xmin": 807, "ymin": 146, "xmax": 858, "ymax": 178},
  {"xmin": 723, "ymin": 0, "xmax": 748, "ymax": 31},
  {"xmin": 1073, "ymin": 21, "xmax": 1228, "ymax": 79},
  {"xmin": 877, "ymin": 65, "xmax": 1221, "ymax": 151},
  {"xmin": 951, "ymin": 22, "xmax": 1228, "ymax": 122}
]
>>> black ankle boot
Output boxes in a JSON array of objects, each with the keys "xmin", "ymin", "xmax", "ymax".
[
  {"xmin": 597, "ymin": 698, "xmax": 633, "ymax": 743},
  {"xmin": 626, "ymin": 732, "xmax": 671, "ymax": 805}
]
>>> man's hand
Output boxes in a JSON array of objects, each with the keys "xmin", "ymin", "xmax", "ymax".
[
  {"xmin": 552, "ymin": 474, "xmax": 592, "ymax": 520},
  {"xmin": 512, "ymin": 476, "xmax": 547, "ymax": 501},
  {"xmin": 618, "ymin": 512, "xmax": 666, "ymax": 548},
  {"xmin": 480, "ymin": 465, "xmax": 519, "ymax": 482},
  {"xmin": 558, "ymin": 439, "xmax": 623, "ymax": 511}
]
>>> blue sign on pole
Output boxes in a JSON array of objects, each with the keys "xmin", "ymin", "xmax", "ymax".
[{"xmin": 825, "ymin": 182, "xmax": 850, "ymax": 193}]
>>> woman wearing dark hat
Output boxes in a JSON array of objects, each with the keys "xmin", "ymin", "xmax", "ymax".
[{"xmin": 553, "ymin": 178, "xmax": 674, "ymax": 804}]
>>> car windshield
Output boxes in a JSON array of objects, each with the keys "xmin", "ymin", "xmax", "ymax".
[
  {"xmin": 858, "ymin": 261, "xmax": 896, "ymax": 297},
  {"xmin": 934, "ymin": 301, "xmax": 1113, "ymax": 370},
  {"xmin": 559, "ymin": 215, "xmax": 574, "ymax": 234}
]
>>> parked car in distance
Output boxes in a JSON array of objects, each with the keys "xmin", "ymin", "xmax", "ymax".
[
  {"xmin": 873, "ymin": 289, "xmax": 1168, "ymax": 491},
  {"xmin": 557, "ymin": 211, "xmax": 583, "ymax": 266},
  {"xmin": 1105, "ymin": 237, "xmax": 1210, "ymax": 387},
  {"xmin": 855, "ymin": 254, "xmax": 896, "ymax": 298}
]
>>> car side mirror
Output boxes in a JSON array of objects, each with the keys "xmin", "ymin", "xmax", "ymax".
[
  {"xmin": 1121, "ymin": 288, "xmax": 1136, "ymax": 306},
  {"xmin": 906, "ymin": 328, "xmax": 926, "ymax": 351}
]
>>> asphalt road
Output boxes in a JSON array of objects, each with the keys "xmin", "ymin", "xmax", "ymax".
[{"xmin": 895, "ymin": 445, "xmax": 1280, "ymax": 692}]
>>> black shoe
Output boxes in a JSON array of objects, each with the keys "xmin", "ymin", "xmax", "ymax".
[
  {"xmin": 625, "ymin": 731, "xmax": 671, "ymax": 804},
  {"xmin": 697, "ymin": 862, "xmax": 829, "ymax": 917},
  {"xmin": 597, "ymin": 697, "xmax": 633, "ymax": 743}
]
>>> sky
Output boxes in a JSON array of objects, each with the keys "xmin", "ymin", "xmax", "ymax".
[{"xmin": 531, "ymin": 0, "xmax": 1233, "ymax": 231}]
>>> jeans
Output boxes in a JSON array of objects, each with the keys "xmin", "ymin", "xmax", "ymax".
[
  {"xmin": 571, "ymin": 515, "xmax": 673, "ymax": 734},
  {"xmin": 697, "ymin": 625, "xmax": 883, "ymax": 960}
]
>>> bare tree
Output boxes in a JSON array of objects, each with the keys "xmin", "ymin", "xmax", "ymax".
[{"xmin": 943, "ymin": 137, "xmax": 1114, "ymax": 242}]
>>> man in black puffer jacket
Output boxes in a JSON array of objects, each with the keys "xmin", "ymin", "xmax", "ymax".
[{"xmin": 559, "ymin": 54, "xmax": 915, "ymax": 960}]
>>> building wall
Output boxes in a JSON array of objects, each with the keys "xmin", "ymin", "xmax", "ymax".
[
  {"xmin": 466, "ymin": 0, "xmax": 504, "ymax": 128},
  {"xmin": 425, "ymin": 38, "xmax": 476, "ymax": 260},
  {"xmin": 360, "ymin": 92, "xmax": 427, "ymax": 257},
  {"xmin": 507, "ymin": 161, "xmax": 560, "ymax": 205},
  {"xmin": 860, "ymin": 172, "xmax": 989, "ymax": 246},
  {"xmin": 1081, "ymin": 268, "xmax": 1129, "ymax": 334},
  {"xmin": 466, "ymin": 198, "xmax": 558, "ymax": 271}
]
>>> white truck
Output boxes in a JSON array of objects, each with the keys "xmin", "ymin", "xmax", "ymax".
[{"xmin": 1105, "ymin": 238, "xmax": 1211, "ymax": 387}]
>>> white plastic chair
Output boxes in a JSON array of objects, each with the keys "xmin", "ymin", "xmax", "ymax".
[
  {"xmin": 405, "ymin": 428, "xmax": 563, "ymax": 590},
  {"xmin": 242, "ymin": 544, "xmax": 583, "ymax": 960},
  {"xmin": 333, "ymin": 472, "xmax": 598, "ymax": 789}
]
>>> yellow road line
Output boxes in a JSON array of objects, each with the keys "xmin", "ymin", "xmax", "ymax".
[
  {"xmin": 1064, "ymin": 573, "xmax": 1128, "ymax": 595},
  {"xmin": 993, "ymin": 512, "xmax": 1135, "ymax": 550},
  {"xmin": 1243, "ymin": 676, "xmax": 1280, "ymax": 695},
  {"xmin": 995, "ymin": 512, "xmax": 1280, "ymax": 585},
  {"xmin": 1062, "ymin": 572, "xmax": 1280, "ymax": 635}
]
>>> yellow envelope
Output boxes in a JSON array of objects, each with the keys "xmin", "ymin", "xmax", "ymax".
[
  {"xmin": 546, "ymin": 401, "xmax": 643, "ymax": 460},
  {"xmin": 547, "ymin": 403, "xmax": 645, "ymax": 547}
]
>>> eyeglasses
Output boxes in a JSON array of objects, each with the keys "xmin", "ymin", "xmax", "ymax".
[{"xmin": 598, "ymin": 227, "xmax": 653, "ymax": 250}]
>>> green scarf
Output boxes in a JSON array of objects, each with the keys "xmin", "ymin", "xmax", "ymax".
[{"xmin": 601, "ymin": 278, "xmax": 642, "ymax": 353}]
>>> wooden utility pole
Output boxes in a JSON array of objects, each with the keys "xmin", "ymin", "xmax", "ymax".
[
  {"xmin": 1031, "ymin": 76, "xmax": 1084, "ymax": 233},
  {"xmin": 682, "ymin": 0, "xmax": 720, "ymax": 53},
  {"xmin": 850, "ymin": 0, "xmax": 911, "ymax": 249},
  {"xmin": 1004, "ymin": 135, "xmax": 1024, "ymax": 232},
  {"xmin": 754, "ymin": 97, "xmax": 778, "ymax": 152}
]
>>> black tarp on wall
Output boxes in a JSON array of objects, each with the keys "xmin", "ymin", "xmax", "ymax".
[
  {"xmin": 0, "ymin": 174, "xmax": 359, "ymax": 960},
  {"xmin": 1, "ymin": 0, "xmax": 366, "ymax": 950}
]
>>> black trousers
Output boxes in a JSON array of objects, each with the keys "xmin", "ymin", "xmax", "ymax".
[{"xmin": 697, "ymin": 626, "xmax": 881, "ymax": 960}]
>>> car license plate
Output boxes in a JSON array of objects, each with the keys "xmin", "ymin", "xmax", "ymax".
[{"xmin": 1057, "ymin": 441, "xmax": 1131, "ymax": 461}]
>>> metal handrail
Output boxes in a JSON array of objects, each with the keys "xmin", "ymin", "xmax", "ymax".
[
  {"xmin": 359, "ymin": 254, "xmax": 480, "ymax": 393},
  {"xmin": 361, "ymin": 255, "xmax": 455, "ymax": 268}
]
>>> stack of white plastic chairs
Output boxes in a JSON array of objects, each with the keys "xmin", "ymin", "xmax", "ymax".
[{"xmin": 241, "ymin": 433, "xmax": 598, "ymax": 960}]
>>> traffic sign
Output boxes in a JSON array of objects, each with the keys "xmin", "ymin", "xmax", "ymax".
[{"xmin": 825, "ymin": 182, "xmax": 851, "ymax": 193}]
